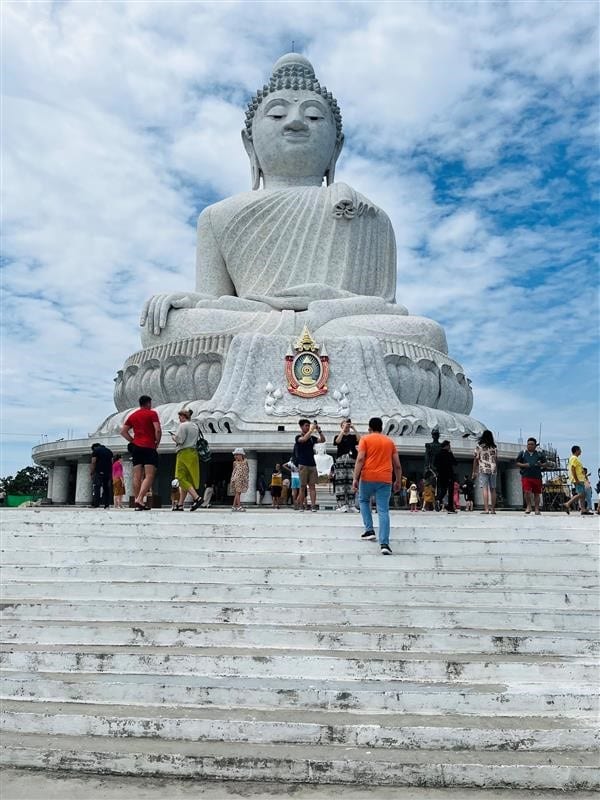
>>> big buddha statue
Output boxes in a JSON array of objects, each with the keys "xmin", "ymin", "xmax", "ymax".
[
  {"xmin": 140, "ymin": 53, "xmax": 445, "ymax": 351},
  {"xmin": 101, "ymin": 53, "xmax": 483, "ymax": 438}
]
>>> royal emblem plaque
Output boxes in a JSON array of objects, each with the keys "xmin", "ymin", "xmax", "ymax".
[{"xmin": 285, "ymin": 326, "xmax": 329, "ymax": 398}]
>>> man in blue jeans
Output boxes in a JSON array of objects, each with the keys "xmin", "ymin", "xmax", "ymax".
[{"xmin": 352, "ymin": 417, "xmax": 403, "ymax": 555}]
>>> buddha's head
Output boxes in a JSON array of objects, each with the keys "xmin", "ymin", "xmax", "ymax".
[{"xmin": 242, "ymin": 54, "xmax": 344, "ymax": 189}]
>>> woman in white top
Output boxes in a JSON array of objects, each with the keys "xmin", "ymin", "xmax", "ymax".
[
  {"xmin": 170, "ymin": 409, "xmax": 201, "ymax": 511},
  {"xmin": 472, "ymin": 430, "xmax": 498, "ymax": 514}
]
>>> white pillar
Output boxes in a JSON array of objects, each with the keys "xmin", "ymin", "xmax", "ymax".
[
  {"xmin": 75, "ymin": 459, "xmax": 92, "ymax": 505},
  {"xmin": 505, "ymin": 466, "xmax": 523, "ymax": 509},
  {"xmin": 241, "ymin": 452, "xmax": 258, "ymax": 505},
  {"xmin": 51, "ymin": 462, "xmax": 70, "ymax": 504},
  {"xmin": 46, "ymin": 466, "xmax": 54, "ymax": 501},
  {"xmin": 122, "ymin": 459, "xmax": 133, "ymax": 503}
]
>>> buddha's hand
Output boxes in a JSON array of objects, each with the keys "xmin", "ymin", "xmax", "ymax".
[{"xmin": 140, "ymin": 292, "xmax": 207, "ymax": 336}]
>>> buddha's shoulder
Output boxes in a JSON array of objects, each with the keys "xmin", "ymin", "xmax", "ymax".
[
  {"xmin": 198, "ymin": 192, "xmax": 256, "ymax": 225},
  {"xmin": 329, "ymin": 182, "xmax": 391, "ymax": 223}
]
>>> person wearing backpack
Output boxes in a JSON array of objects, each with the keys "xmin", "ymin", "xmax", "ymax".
[{"xmin": 170, "ymin": 408, "xmax": 202, "ymax": 511}]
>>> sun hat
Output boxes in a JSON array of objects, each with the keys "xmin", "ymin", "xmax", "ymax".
[{"xmin": 232, "ymin": 447, "xmax": 246, "ymax": 456}]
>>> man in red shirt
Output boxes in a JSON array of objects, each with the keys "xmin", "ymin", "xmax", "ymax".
[
  {"xmin": 352, "ymin": 417, "xmax": 402, "ymax": 555},
  {"xmin": 120, "ymin": 395, "xmax": 162, "ymax": 510}
]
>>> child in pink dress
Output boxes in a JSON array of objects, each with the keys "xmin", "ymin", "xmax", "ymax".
[{"xmin": 453, "ymin": 481, "xmax": 461, "ymax": 512}]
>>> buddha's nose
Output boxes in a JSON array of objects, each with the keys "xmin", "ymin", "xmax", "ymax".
[{"xmin": 284, "ymin": 115, "xmax": 308, "ymax": 132}]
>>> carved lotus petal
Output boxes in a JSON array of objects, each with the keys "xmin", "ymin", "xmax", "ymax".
[
  {"xmin": 265, "ymin": 382, "xmax": 273, "ymax": 393},
  {"xmin": 273, "ymin": 388, "xmax": 283, "ymax": 399}
]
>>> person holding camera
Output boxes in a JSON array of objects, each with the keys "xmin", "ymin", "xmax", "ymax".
[
  {"xmin": 333, "ymin": 419, "xmax": 360, "ymax": 512},
  {"xmin": 295, "ymin": 418, "xmax": 326, "ymax": 512},
  {"xmin": 515, "ymin": 437, "xmax": 550, "ymax": 515}
]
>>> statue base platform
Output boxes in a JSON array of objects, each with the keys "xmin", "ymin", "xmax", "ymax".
[{"xmin": 103, "ymin": 332, "xmax": 483, "ymax": 439}]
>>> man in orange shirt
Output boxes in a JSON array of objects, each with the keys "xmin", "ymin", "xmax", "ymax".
[{"xmin": 352, "ymin": 417, "xmax": 402, "ymax": 555}]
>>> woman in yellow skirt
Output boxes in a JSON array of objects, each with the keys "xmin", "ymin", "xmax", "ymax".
[{"xmin": 170, "ymin": 409, "xmax": 202, "ymax": 512}]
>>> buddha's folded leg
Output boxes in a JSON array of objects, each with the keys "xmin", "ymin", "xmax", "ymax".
[{"xmin": 312, "ymin": 314, "xmax": 449, "ymax": 355}]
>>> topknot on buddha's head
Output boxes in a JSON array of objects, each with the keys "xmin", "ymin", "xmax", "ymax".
[{"xmin": 244, "ymin": 53, "xmax": 343, "ymax": 142}]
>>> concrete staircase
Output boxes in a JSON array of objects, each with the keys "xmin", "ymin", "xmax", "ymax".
[{"xmin": 1, "ymin": 508, "xmax": 598, "ymax": 790}]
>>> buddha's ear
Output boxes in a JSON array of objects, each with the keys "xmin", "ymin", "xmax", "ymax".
[
  {"xmin": 325, "ymin": 134, "xmax": 345, "ymax": 186},
  {"xmin": 242, "ymin": 129, "xmax": 262, "ymax": 190}
]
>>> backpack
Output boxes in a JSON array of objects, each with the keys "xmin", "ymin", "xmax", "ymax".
[{"xmin": 194, "ymin": 423, "xmax": 212, "ymax": 463}]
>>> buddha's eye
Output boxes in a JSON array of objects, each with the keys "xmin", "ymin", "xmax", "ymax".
[
  {"xmin": 267, "ymin": 106, "xmax": 287, "ymax": 119},
  {"xmin": 305, "ymin": 107, "xmax": 325, "ymax": 121}
]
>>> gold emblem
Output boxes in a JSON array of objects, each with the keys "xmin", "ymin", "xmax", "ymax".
[{"xmin": 285, "ymin": 326, "xmax": 329, "ymax": 398}]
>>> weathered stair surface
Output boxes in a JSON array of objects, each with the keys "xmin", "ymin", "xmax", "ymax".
[{"xmin": 1, "ymin": 509, "xmax": 598, "ymax": 790}]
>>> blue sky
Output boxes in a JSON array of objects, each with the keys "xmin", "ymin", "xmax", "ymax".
[{"xmin": 2, "ymin": 0, "xmax": 598, "ymax": 482}]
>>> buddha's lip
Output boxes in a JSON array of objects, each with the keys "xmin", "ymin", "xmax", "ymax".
[{"xmin": 283, "ymin": 131, "xmax": 310, "ymax": 139}]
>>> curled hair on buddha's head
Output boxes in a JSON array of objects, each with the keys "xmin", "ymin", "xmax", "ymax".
[{"xmin": 244, "ymin": 53, "xmax": 344, "ymax": 144}]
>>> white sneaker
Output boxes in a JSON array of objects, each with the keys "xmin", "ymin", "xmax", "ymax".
[
  {"xmin": 335, "ymin": 505, "xmax": 348, "ymax": 513},
  {"xmin": 348, "ymin": 506, "xmax": 359, "ymax": 513}
]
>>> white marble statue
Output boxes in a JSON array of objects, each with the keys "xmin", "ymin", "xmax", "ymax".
[
  {"xmin": 314, "ymin": 443, "xmax": 334, "ymax": 477},
  {"xmin": 102, "ymin": 52, "xmax": 484, "ymax": 437},
  {"xmin": 139, "ymin": 53, "xmax": 446, "ymax": 354}
]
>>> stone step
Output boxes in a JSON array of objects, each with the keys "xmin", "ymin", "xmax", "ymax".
[
  {"xmin": 2, "ymin": 646, "xmax": 597, "ymax": 684},
  {"xmin": 4, "ymin": 673, "xmax": 596, "ymax": 718},
  {"xmin": 5, "ymin": 511, "xmax": 596, "ymax": 540},
  {"xmin": 3, "ymin": 564, "xmax": 596, "ymax": 592},
  {"xmin": 1, "ymin": 509, "xmax": 595, "ymax": 790},
  {"xmin": 2, "ymin": 732, "xmax": 598, "ymax": 789},
  {"xmin": 3, "ymin": 599, "xmax": 594, "ymax": 633},
  {"xmin": 4, "ymin": 549, "xmax": 597, "ymax": 576},
  {"xmin": 4, "ymin": 533, "xmax": 597, "ymax": 556},
  {"xmin": 2, "ymin": 580, "xmax": 594, "ymax": 609},
  {"xmin": 2, "ymin": 700, "xmax": 597, "ymax": 751},
  {"xmin": 3, "ymin": 620, "xmax": 597, "ymax": 656}
]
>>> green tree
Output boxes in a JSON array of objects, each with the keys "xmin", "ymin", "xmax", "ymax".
[{"xmin": 0, "ymin": 466, "xmax": 48, "ymax": 496}]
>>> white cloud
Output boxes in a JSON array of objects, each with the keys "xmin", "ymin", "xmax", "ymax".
[{"xmin": 1, "ymin": 0, "xmax": 598, "ymax": 482}]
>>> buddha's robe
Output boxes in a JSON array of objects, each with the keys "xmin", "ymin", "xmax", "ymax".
[
  {"xmin": 140, "ymin": 182, "xmax": 447, "ymax": 354},
  {"xmin": 198, "ymin": 182, "xmax": 397, "ymax": 311}
]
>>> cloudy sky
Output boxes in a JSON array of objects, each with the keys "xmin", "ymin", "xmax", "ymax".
[{"xmin": 2, "ymin": 0, "xmax": 598, "ymax": 480}]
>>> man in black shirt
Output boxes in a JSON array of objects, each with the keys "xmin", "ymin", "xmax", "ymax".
[
  {"xmin": 295, "ymin": 418, "xmax": 326, "ymax": 511},
  {"xmin": 434, "ymin": 440, "xmax": 457, "ymax": 513},
  {"xmin": 90, "ymin": 442, "xmax": 113, "ymax": 508}
]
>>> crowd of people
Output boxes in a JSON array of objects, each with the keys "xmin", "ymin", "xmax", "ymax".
[{"xmin": 86, "ymin": 397, "xmax": 598, "ymax": 543}]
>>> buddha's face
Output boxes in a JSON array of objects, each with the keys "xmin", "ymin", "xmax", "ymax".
[{"xmin": 251, "ymin": 90, "xmax": 338, "ymax": 181}]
